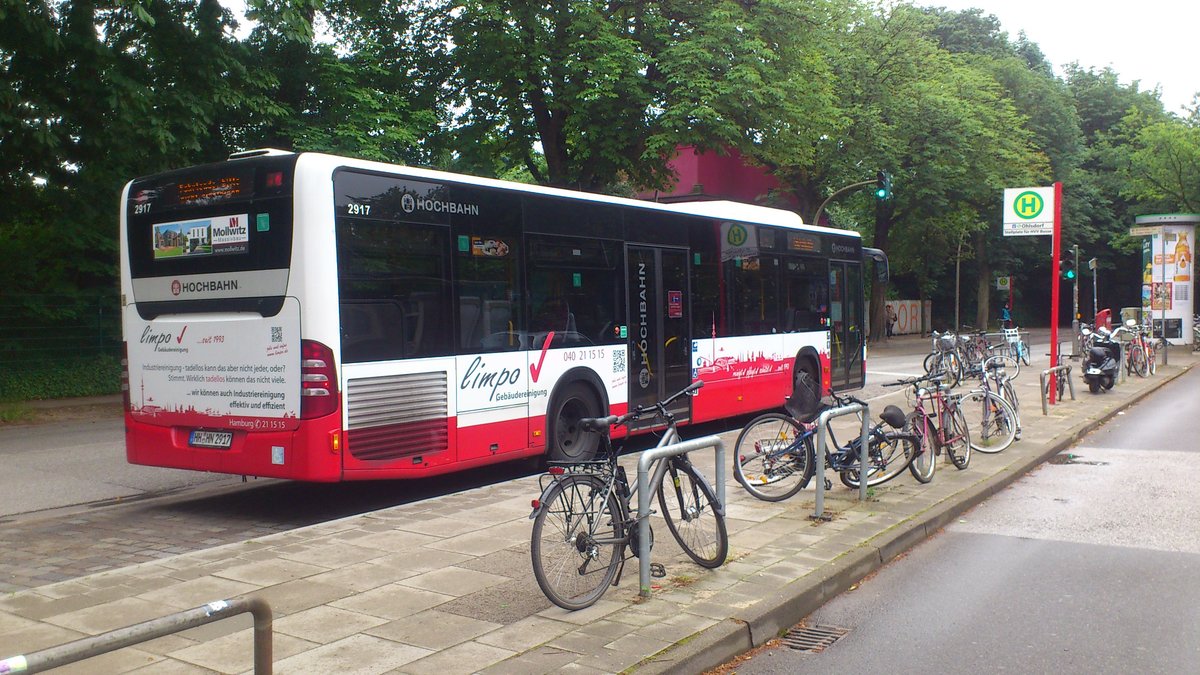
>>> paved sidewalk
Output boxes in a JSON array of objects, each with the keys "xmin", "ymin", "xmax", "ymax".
[{"xmin": 1, "ymin": 348, "xmax": 1194, "ymax": 674}]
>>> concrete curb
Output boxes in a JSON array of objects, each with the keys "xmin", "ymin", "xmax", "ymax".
[{"xmin": 647, "ymin": 358, "xmax": 1196, "ymax": 674}]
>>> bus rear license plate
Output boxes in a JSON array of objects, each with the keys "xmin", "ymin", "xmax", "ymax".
[{"xmin": 190, "ymin": 430, "xmax": 233, "ymax": 448}]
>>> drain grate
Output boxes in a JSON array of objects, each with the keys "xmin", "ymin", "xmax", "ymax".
[{"xmin": 782, "ymin": 624, "xmax": 849, "ymax": 653}]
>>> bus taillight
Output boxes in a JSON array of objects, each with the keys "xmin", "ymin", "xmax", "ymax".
[{"xmin": 300, "ymin": 340, "xmax": 339, "ymax": 419}]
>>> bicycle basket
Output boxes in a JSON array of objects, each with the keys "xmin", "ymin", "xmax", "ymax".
[
  {"xmin": 937, "ymin": 334, "xmax": 957, "ymax": 352},
  {"xmin": 784, "ymin": 370, "xmax": 821, "ymax": 422}
]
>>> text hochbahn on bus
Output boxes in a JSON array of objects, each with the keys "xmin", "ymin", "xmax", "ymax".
[{"xmin": 119, "ymin": 149, "xmax": 882, "ymax": 481}]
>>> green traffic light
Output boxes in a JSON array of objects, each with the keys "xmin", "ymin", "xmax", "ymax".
[{"xmin": 874, "ymin": 170, "xmax": 892, "ymax": 200}]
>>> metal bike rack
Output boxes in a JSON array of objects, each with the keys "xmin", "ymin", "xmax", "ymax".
[
  {"xmin": 1039, "ymin": 365, "xmax": 1075, "ymax": 415},
  {"xmin": 635, "ymin": 434, "xmax": 725, "ymax": 598},
  {"xmin": 811, "ymin": 402, "xmax": 870, "ymax": 521},
  {"xmin": 0, "ymin": 595, "xmax": 272, "ymax": 674}
]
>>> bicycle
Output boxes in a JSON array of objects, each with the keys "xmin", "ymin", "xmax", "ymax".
[
  {"xmin": 886, "ymin": 373, "xmax": 972, "ymax": 470},
  {"xmin": 923, "ymin": 331, "xmax": 964, "ymax": 388},
  {"xmin": 1121, "ymin": 319, "xmax": 1153, "ymax": 377},
  {"xmin": 960, "ymin": 341, "xmax": 1020, "ymax": 382},
  {"xmin": 529, "ymin": 381, "xmax": 728, "ymax": 610},
  {"xmin": 959, "ymin": 357, "xmax": 1019, "ymax": 454},
  {"xmin": 733, "ymin": 391, "xmax": 924, "ymax": 502},
  {"xmin": 1003, "ymin": 327, "xmax": 1030, "ymax": 366}
]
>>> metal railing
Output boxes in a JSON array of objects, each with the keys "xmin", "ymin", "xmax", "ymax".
[
  {"xmin": 635, "ymin": 435, "xmax": 725, "ymax": 598},
  {"xmin": 1040, "ymin": 365, "xmax": 1076, "ymax": 415},
  {"xmin": 0, "ymin": 595, "xmax": 272, "ymax": 674},
  {"xmin": 811, "ymin": 402, "xmax": 871, "ymax": 520}
]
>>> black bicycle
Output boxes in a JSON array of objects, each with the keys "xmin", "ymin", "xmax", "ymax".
[
  {"xmin": 733, "ymin": 390, "xmax": 924, "ymax": 502},
  {"xmin": 529, "ymin": 381, "xmax": 728, "ymax": 610}
]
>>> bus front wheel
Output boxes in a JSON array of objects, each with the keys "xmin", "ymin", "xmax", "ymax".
[{"xmin": 548, "ymin": 383, "xmax": 602, "ymax": 462}]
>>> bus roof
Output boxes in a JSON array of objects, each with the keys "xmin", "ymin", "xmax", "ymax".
[{"xmin": 231, "ymin": 149, "xmax": 860, "ymax": 239}]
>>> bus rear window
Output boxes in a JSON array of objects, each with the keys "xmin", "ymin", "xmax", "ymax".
[{"xmin": 126, "ymin": 156, "xmax": 295, "ymax": 280}]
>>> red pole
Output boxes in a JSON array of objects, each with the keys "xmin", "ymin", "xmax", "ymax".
[{"xmin": 1049, "ymin": 182, "xmax": 1063, "ymax": 404}]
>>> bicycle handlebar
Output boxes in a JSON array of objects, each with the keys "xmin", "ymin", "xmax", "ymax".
[
  {"xmin": 882, "ymin": 373, "xmax": 944, "ymax": 389},
  {"xmin": 827, "ymin": 391, "xmax": 868, "ymax": 409},
  {"xmin": 579, "ymin": 380, "xmax": 705, "ymax": 433}
]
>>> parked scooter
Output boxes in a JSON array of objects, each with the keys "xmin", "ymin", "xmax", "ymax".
[{"xmin": 1080, "ymin": 324, "xmax": 1120, "ymax": 393}]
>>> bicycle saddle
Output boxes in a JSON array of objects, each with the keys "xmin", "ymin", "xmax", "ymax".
[{"xmin": 879, "ymin": 405, "xmax": 906, "ymax": 429}]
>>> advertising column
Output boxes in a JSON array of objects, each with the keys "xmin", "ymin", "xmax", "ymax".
[{"xmin": 1134, "ymin": 214, "xmax": 1196, "ymax": 346}]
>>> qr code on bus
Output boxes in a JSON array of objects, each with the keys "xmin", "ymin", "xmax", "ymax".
[
  {"xmin": 271, "ymin": 326, "xmax": 283, "ymax": 343},
  {"xmin": 613, "ymin": 348, "xmax": 626, "ymax": 373}
]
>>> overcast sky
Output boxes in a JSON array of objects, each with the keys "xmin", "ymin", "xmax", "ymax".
[{"xmin": 922, "ymin": 0, "xmax": 1199, "ymax": 114}]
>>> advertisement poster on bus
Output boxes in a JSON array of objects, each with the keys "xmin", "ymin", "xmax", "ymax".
[
  {"xmin": 152, "ymin": 214, "xmax": 249, "ymax": 260},
  {"xmin": 125, "ymin": 302, "xmax": 300, "ymax": 430}
]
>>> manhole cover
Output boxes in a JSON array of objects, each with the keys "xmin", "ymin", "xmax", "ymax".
[{"xmin": 781, "ymin": 624, "xmax": 849, "ymax": 652}]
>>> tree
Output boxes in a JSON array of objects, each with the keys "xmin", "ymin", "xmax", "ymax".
[
  {"xmin": 0, "ymin": 0, "xmax": 272, "ymax": 325},
  {"xmin": 424, "ymin": 0, "xmax": 844, "ymax": 191},
  {"xmin": 1125, "ymin": 120, "xmax": 1200, "ymax": 212}
]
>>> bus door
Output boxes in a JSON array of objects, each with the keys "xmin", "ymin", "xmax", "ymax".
[
  {"xmin": 829, "ymin": 261, "xmax": 865, "ymax": 390},
  {"xmin": 626, "ymin": 246, "xmax": 692, "ymax": 426}
]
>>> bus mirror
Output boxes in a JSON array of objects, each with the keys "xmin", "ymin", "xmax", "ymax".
[{"xmin": 862, "ymin": 247, "xmax": 889, "ymax": 283}]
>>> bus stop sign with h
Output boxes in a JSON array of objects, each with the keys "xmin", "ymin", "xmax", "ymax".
[{"xmin": 1003, "ymin": 184, "xmax": 1063, "ymax": 403}]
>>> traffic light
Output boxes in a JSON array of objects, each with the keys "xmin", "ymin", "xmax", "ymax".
[
  {"xmin": 874, "ymin": 171, "xmax": 892, "ymax": 200},
  {"xmin": 1061, "ymin": 261, "xmax": 1076, "ymax": 280}
]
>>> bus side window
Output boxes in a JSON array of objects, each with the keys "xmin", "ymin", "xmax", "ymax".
[
  {"xmin": 454, "ymin": 254, "xmax": 521, "ymax": 353},
  {"xmin": 340, "ymin": 300, "xmax": 406, "ymax": 363},
  {"xmin": 527, "ymin": 236, "xmax": 621, "ymax": 346}
]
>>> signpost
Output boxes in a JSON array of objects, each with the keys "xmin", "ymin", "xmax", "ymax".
[
  {"xmin": 1089, "ymin": 257, "xmax": 1098, "ymax": 320},
  {"xmin": 1004, "ymin": 184, "xmax": 1062, "ymax": 402}
]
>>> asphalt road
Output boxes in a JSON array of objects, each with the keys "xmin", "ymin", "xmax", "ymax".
[{"xmin": 726, "ymin": 362, "xmax": 1200, "ymax": 674}]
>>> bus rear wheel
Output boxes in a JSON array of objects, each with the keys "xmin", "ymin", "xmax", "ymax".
[{"xmin": 548, "ymin": 383, "xmax": 602, "ymax": 462}]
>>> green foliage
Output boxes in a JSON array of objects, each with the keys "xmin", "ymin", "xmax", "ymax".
[
  {"xmin": 0, "ymin": 354, "xmax": 122, "ymax": 402},
  {"xmin": 1125, "ymin": 121, "xmax": 1200, "ymax": 212}
]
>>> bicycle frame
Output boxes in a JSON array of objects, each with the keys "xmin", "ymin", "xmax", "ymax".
[
  {"xmin": 748, "ymin": 407, "xmax": 889, "ymax": 477},
  {"xmin": 913, "ymin": 384, "xmax": 966, "ymax": 451},
  {"xmin": 533, "ymin": 424, "xmax": 683, "ymax": 553}
]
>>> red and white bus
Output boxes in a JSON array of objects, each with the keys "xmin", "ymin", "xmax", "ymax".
[{"xmin": 120, "ymin": 150, "xmax": 882, "ymax": 481}]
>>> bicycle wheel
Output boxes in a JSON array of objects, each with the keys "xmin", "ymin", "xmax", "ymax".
[
  {"xmin": 1148, "ymin": 342, "xmax": 1158, "ymax": 375},
  {"xmin": 839, "ymin": 430, "xmax": 918, "ymax": 488},
  {"xmin": 960, "ymin": 390, "xmax": 1016, "ymax": 454},
  {"xmin": 1018, "ymin": 340, "xmax": 1030, "ymax": 366},
  {"xmin": 1130, "ymin": 345, "xmax": 1148, "ymax": 377},
  {"xmin": 658, "ymin": 460, "xmax": 728, "ymax": 568},
  {"xmin": 923, "ymin": 352, "xmax": 937, "ymax": 374},
  {"xmin": 906, "ymin": 413, "xmax": 936, "ymax": 483},
  {"xmin": 994, "ymin": 353, "xmax": 1020, "ymax": 380},
  {"xmin": 942, "ymin": 404, "xmax": 972, "ymax": 469},
  {"xmin": 733, "ymin": 413, "xmax": 814, "ymax": 501},
  {"xmin": 930, "ymin": 352, "xmax": 961, "ymax": 388},
  {"xmin": 531, "ymin": 474, "xmax": 625, "ymax": 611}
]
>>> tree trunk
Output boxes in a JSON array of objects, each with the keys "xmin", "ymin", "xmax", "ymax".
[
  {"xmin": 973, "ymin": 230, "xmax": 991, "ymax": 330},
  {"xmin": 868, "ymin": 200, "xmax": 895, "ymax": 343}
]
